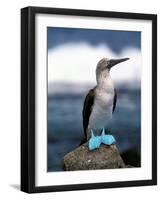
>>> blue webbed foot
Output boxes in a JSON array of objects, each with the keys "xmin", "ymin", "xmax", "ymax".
[
  {"xmin": 88, "ymin": 130, "xmax": 101, "ymax": 151},
  {"xmin": 101, "ymin": 128, "xmax": 116, "ymax": 145}
]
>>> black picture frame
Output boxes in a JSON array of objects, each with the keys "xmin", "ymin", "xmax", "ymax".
[{"xmin": 21, "ymin": 6, "xmax": 157, "ymax": 193}]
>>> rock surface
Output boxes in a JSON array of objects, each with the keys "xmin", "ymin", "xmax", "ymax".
[{"xmin": 64, "ymin": 143, "xmax": 125, "ymax": 171}]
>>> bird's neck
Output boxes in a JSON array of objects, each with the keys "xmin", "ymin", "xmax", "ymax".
[{"xmin": 96, "ymin": 71, "xmax": 114, "ymax": 92}]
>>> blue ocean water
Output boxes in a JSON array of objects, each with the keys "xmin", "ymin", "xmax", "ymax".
[{"xmin": 47, "ymin": 88, "xmax": 141, "ymax": 172}]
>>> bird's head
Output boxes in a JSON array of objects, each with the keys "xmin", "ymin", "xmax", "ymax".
[{"xmin": 96, "ymin": 57, "xmax": 129, "ymax": 82}]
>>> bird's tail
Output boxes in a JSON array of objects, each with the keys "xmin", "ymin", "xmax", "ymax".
[
  {"xmin": 79, "ymin": 128, "xmax": 88, "ymax": 146},
  {"xmin": 79, "ymin": 137, "xmax": 87, "ymax": 146},
  {"xmin": 79, "ymin": 125, "xmax": 88, "ymax": 146}
]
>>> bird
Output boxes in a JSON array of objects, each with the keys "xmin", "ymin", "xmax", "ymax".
[{"xmin": 81, "ymin": 57, "xmax": 130, "ymax": 149}]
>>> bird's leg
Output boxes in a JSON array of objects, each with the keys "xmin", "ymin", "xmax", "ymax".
[
  {"xmin": 101, "ymin": 128, "xmax": 105, "ymax": 135},
  {"xmin": 88, "ymin": 129, "xmax": 101, "ymax": 151},
  {"xmin": 90, "ymin": 129, "xmax": 95, "ymax": 138},
  {"xmin": 101, "ymin": 128, "xmax": 116, "ymax": 146}
]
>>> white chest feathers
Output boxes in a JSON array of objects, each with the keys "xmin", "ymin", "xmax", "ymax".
[{"xmin": 89, "ymin": 77, "xmax": 114, "ymax": 130}]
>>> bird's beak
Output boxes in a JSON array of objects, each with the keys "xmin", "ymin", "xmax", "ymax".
[{"xmin": 108, "ymin": 58, "xmax": 130, "ymax": 68}]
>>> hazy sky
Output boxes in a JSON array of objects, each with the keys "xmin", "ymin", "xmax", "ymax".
[
  {"xmin": 48, "ymin": 28, "xmax": 141, "ymax": 53},
  {"xmin": 48, "ymin": 27, "xmax": 141, "ymax": 86}
]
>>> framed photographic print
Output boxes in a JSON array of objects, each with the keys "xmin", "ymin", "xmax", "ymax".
[{"xmin": 21, "ymin": 6, "xmax": 157, "ymax": 193}]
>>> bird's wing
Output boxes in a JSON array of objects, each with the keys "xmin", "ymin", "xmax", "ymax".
[
  {"xmin": 82, "ymin": 88, "xmax": 95, "ymax": 140},
  {"xmin": 112, "ymin": 88, "xmax": 117, "ymax": 113}
]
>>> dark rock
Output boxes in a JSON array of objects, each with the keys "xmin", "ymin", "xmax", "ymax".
[
  {"xmin": 121, "ymin": 148, "xmax": 141, "ymax": 167},
  {"xmin": 125, "ymin": 165, "xmax": 134, "ymax": 168},
  {"xmin": 64, "ymin": 143, "xmax": 125, "ymax": 171}
]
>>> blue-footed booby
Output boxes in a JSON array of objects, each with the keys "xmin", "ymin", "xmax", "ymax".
[{"xmin": 81, "ymin": 57, "xmax": 130, "ymax": 150}]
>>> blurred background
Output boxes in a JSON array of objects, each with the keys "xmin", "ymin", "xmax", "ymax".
[{"xmin": 47, "ymin": 27, "xmax": 141, "ymax": 172}]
